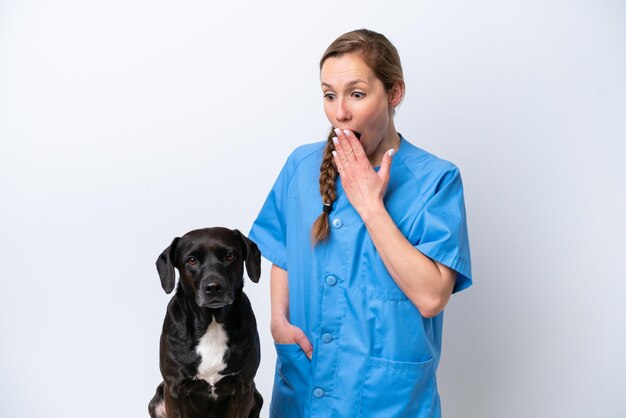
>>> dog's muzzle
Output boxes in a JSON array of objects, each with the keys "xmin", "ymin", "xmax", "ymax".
[{"xmin": 197, "ymin": 280, "xmax": 233, "ymax": 308}]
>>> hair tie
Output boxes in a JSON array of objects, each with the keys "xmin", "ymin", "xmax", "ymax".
[{"xmin": 322, "ymin": 203, "xmax": 332, "ymax": 214}]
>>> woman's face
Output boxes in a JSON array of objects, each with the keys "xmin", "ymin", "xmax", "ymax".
[{"xmin": 320, "ymin": 53, "xmax": 401, "ymax": 166}]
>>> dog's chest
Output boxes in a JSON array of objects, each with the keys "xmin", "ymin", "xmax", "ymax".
[{"xmin": 195, "ymin": 316, "xmax": 229, "ymax": 390}]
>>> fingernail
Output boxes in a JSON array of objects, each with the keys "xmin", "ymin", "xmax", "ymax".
[
  {"xmin": 388, "ymin": 149, "xmax": 396, "ymax": 157},
  {"xmin": 332, "ymin": 136, "xmax": 338, "ymax": 145},
  {"xmin": 332, "ymin": 150, "xmax": 337, "ymax": 158},
  {"xmin": 334, "ymin": 127, "xmax": 342, "ymax": 136},
  {"xmin": 343, "ymin": 129, "xmax": 351, "ymax": 136}
]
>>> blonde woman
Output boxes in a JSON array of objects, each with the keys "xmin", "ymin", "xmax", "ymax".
[{"xmin": 250, "ymin": 29, "xmax": 472, "ymax": 418}]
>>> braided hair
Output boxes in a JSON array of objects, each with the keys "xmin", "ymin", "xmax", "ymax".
[{"xmin": 310, "ymin": 129, "xmax": 339, "ymax": 242}]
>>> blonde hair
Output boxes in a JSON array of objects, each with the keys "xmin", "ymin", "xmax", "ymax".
[{"xmin": 311, "ymin": 29, "xmax": 405, "ymax": 243}]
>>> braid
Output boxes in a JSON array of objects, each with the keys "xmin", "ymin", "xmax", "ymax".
[{"xmin": 311, "ymin": 129, "xmax": 338, "ymax": 243}]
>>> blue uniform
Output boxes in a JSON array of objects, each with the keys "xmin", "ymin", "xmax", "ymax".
[{"xmin": 249, "ymin": 135, "xmax": 472, "ymax": 418}]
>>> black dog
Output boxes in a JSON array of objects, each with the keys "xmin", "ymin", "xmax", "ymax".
[{"xmin": 148, "ymin": 227, "xmax": 263, "ymax": 418}]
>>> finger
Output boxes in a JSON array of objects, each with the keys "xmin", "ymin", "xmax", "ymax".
[
  {"xmin": 332, "ymin": 150, "xmax": 346, "ymax": 174},
  {"xmin": 379, "ymin": 148, "xmax": 396, "ymax": 182},
  {"xmin": 342, "ymin": 129, "xmax": 364, "ymax": 164},
  {"xmin": 331, "ymin": 136, "xmax": 345, "ymax": 165},
  {"xmin": 333, "ymin": 127, "xmax": 353, "ymax": 163},
  {"xmin": 336, "ymin": 128, "xmax": 357, "ymax": 164},
  {"xmin": 294, "ymin": 330, "xmax": 313, "ymax": 360}
]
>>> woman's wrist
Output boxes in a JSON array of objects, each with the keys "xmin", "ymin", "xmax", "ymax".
[
  {"xmin": 271, "ymin": 314, "xmax": 297, "ymax": 344},
  {"xmin": 358, "ymin": 199, "xmax": 388, "ymax": 224},
  {"xmin": 270, "ymin": 313, "xmax": 289, "ymax": 333}
]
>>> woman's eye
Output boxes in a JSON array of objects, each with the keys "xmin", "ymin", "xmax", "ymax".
[
  {"xmin": 225, "ymin": 252, "xmax": 236, "ymax": 262},
  {"xmin": 187, "ymin": 257, "xmax": 198, "ymax": 265},
  {"xmin": 324, "ymin": 93, "xmax": 336, "ymax": 101},
  {"xmin": 352, "ymin": 91, "xmax": 366, "ymax": 99}
]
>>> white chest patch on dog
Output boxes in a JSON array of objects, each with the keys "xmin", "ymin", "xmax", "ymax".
[{"xmin": 195, "ymin": 315, "xmax": 229, "ymax": 398}]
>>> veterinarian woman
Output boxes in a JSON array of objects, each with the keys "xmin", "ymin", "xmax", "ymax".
[{"xmin": 249, "ymin": 29, "xmax": 472, "ymax": 418}]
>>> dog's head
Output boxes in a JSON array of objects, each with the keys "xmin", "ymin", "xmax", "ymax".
[{"xmin": 155, "ymin": 227, "xmax": 261, "ymax": 309}]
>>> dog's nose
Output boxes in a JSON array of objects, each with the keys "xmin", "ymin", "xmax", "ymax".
[{"xmin": 204, "ymin": 283, "xmax": 224, "ymax": 294}]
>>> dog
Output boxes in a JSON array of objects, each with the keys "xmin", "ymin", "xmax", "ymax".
[{"xmin": 148, "ymin": 227, "xmax": 263, "ymax": 418}]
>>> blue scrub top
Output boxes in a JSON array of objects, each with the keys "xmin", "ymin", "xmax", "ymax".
[{"xmin": 250, "ymin": 135, "xmax": 472, "ymax": 418}]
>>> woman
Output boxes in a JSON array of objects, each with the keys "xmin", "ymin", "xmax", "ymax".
[{"xmin": 249, "ymin": 29, "xmax": 472, "ymax": 418}]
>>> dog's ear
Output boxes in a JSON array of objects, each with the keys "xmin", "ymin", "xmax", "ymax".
[
  {"xmin": 236, "ymin": 230, "xmax": 261, "ymax": 283},
  {"xmin": 156, "ymin": 237, "xmax": 180, "ymax": 294}
]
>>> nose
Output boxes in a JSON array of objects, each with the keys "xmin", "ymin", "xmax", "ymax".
[
  {"xmin": 204, "ymin": 282, "xmax": 224, "ymax": 295},
  {"xmin": 335, "ymin": 98, "xmax": 351, "ymax": 123}
]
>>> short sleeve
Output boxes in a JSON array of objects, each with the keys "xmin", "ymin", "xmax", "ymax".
[
  {"xmin": 414, "ymin": 167, "xmax": 472, "ymax": 293},
  {"xmin": 248, "ymin": 157, "xmax": 292, "ymax": 271}
]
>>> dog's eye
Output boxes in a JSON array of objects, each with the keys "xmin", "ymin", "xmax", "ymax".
[
  {"xmin": 187, "ymin": 256, "xmax": 198, "ymax": 266},
  {"xmin": 224, "ymin": 252, "xmax": 236, "ymax": 262}
]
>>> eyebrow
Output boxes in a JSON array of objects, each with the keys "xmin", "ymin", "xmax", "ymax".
[{"xmin": 321, "ymin": 79, "xmax": 368, "ymax": 89}]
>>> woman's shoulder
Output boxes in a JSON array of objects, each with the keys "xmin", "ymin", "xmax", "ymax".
[
  {"xmin": 289, "ymin": 140, "xmax": 326, "ymax": 160},
  {"xmin": 281, "ymin": 140, "xmax": 326, "ymax": 172},
  {"xmin": 396, "ymin": 136, "xmax": 460, "ymax": 181}
]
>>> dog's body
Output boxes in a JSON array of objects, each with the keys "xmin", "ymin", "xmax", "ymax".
[{"xmin": 149, "ymin": 227, "xmax": 263, "ymax": 418}]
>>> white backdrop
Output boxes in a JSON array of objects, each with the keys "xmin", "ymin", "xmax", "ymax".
[{"xmin": 1, "ymin": 1, "xmax": 625, "ymax": 417}]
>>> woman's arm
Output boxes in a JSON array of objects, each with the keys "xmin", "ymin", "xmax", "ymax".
[
  {"xmin": 269, "ymin": 264, "xmax": 313, "ymax": 358},
  {"xmin": 361, "ymin": 205, "xmax": 456, "ymax": 318},
  {"xmin": 333, "ymin": 130, "xmax": 456, "ymax": 318}
]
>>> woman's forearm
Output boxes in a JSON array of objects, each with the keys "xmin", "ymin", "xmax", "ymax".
[
  {"xmin": 270, "ymin": 264, "xmax": 290, "ymax": 325},
  {"xmin": 361, "ymin": 202, "xmax": 456, "ymax": 318},
  {"xmin": 269, "ymin": 264, "xmax": 313, "ymax": 357}
]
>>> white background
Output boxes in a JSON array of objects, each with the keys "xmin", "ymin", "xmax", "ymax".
[{"xmin": 1, "ymin": 1, "xmax": 625, "ymax": 417}]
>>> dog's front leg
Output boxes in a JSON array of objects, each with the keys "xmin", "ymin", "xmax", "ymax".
[
  {"xmin": 219, "ymin": 383, "xmax": 257, "ymax": 418},
  {"xmin": 163, "ymin": 383, "xmax": 185, "ymax": 418},
  {"xmin": 249, "ymin": 386, "xmax": 263, "ymax": 418}
]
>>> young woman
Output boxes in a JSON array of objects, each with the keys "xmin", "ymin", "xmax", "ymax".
[{"xmin": 249, "ymin": 29, "xmax": 472, "ymax": 418}]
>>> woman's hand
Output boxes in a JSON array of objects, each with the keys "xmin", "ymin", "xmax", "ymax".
[
  {"xmin": 271, "ymin": 315, "xmax": 313, "ymax": 360},
  {"xmin": 331, "ymin": 128, "xmax": 395, "ymax": 221}
]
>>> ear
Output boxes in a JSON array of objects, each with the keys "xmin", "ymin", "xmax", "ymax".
[
  {"xmin": 236, "ymin": 230, "xmax": 261, "ymax": 283},
  {"xmin": 388, "ymin": 80, "xmax": 405, "ymax": 108},
  {"xmin": 155, "ymin": 237, "xmax": 180, "ymax": 294}
]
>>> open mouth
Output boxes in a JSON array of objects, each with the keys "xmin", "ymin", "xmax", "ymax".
[{"xmin": 335, "ymin": 127, "xmax": 362, "ymax": 141}]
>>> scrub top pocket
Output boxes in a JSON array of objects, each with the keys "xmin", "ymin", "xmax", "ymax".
[
  {"xmin": 272, "ymin": 343, "xmax": 311, "ymax": 417},
  {"xmin": 359, "ymin": 356, "xmax": 439, "ymax": 418}
]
